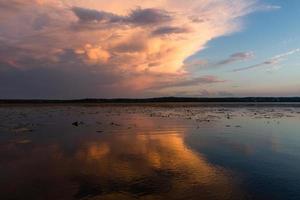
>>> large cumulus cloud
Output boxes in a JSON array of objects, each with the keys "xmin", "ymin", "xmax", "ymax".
[{"xmin": 0, "ymin": 0, "xmax": 274, "ymax": 98}]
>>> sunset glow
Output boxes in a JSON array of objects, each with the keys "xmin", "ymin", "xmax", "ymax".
[{"xmin": 0, "ymin": 0, "xmax": 299, "ymax": 98}]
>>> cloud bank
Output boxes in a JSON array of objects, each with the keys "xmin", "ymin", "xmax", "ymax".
[{"xmin": 0, "ymin": 0, "xmax": 272, "ymax": 98}]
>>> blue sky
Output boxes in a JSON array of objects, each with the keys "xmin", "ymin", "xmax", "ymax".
[{"xmin": 189, "ymin": 0, "xmax": 300, "ymax": 96}]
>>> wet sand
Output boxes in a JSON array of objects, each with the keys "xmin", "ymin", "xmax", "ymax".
[{"xmin": 0, "ymin": 104, "xmax": 300, "ymax": 199}]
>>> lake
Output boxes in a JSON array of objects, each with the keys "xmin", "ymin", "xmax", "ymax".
[{"xmin": 1, "ymin": 104, "xmax": 300, "ymax": 199}]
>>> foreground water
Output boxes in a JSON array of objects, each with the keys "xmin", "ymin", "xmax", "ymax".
[{"xmin": 0, "ymin": 104, "xmax": 300, "ymax": 200}]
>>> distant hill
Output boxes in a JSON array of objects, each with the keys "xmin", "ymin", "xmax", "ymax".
[{"xmin": 1, "ymin": 97, "xmax": 300, "ymax": 104}]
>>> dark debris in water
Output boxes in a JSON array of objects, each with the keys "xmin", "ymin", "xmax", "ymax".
[
  {"xmin": 72, "ymin": 121, "xmax": 84, "ymax": 127},
  {"xmin": 0, "ymin": 106, "xmax": 299, "ymax": 135},
  {"xmin": 110, "ymin": 122, "xmax": 121, "ymax": 126}
]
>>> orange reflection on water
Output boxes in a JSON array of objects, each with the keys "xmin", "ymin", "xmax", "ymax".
[
  {"xmin": 0, "ymin": 111, "xmax": 247, "ymax": 200},
  {"xmin": 73, "ymin": 128, "xmax": 244, "ymax": 199}
]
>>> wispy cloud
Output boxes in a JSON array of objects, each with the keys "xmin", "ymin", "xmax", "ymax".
[
  {"xmin": 256, "ymin": 4, "xmax": 281, "ymax": 11},
  {"xmin": 217, "ymin": 51, "xmax": 254, "ymax": 66},
  {"xmin": 151, "ymin": 26, "xmax": 190, "ymax": 36},
  {"xmin": 72, "ymin": 7, "xmax": 173, "ymax": 26},
  {"xmin": 183, "ymin": 51, "xmax": 254, "ymax": 71},
  {"xmin": 150, "ymin": 75, "xmax": 226, "ymax": 90},
  {"xmin": 152, "ymin": 89, "xmax": 234, "ymax": 98},
  {"xmin": 232, "ymin": 49, "xmax": 300, "ymax": 72}
]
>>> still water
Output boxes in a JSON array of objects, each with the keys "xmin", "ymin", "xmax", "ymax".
[{"xmin": 0, "ymin": 104, "xmax": 300, "ymax": 200}]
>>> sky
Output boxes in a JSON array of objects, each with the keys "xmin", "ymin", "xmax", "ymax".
[{"xmin": 0, "ymin": 0, "xmax": 299, "ymax": 99}]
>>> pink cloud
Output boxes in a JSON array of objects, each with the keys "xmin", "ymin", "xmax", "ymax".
[{"xmin": 0, "ymin": 0, "xmax": 278, "ymax": 97}]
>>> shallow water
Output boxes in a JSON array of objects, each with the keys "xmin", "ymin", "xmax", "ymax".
[{"xmin": 0, "ymin": 104, "xmax": 300, "ymax": 200}]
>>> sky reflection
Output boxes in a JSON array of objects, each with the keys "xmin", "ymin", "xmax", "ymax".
[{"xmin": 1, "ymin": 105, "xmax": 300, "ymax": 199}]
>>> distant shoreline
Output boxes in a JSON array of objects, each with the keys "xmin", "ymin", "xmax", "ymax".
[{"xmin": 1, "ymin": 97, "xmax": 300, "ymax": 104}]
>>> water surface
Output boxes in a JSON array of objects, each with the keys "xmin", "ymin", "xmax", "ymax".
[{"xmin": 0, "ymin": 104, "xmax": 300, "ymax": 199}]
